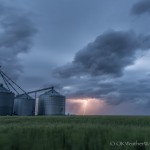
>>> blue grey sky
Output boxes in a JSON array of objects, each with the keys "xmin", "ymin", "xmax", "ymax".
[{"xmin": 1, "ymin": 0, "xmax": 150, "ymax": 115}]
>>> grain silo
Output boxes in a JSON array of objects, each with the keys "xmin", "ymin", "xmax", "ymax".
[
  {"xmin": 38, "ymin": 87, "xmax": 65, "ymax": 115},
  {"xmin": 13, "ymin": 94, "xmax": 35, "ymax": 116},
  {"xmin": 0, "ymin": 84, "xmax": 14, "ymax": 115}
]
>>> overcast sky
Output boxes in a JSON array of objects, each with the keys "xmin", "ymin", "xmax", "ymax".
[{"xmin": 1, "ymin": 0, "xmax": 150, "ymax": 115}]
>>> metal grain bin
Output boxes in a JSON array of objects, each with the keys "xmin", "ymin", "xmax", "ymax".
[
  {"xmin": 38, "ymin": 88, "xmax": 65, "ymax": 115},
  {"xmin": 0, "ymin": 84, "xmax": 14, "ymax": 115},
  {"xmin": 13, "ymin": 94, "xmax": 35, "ymax": 116}
]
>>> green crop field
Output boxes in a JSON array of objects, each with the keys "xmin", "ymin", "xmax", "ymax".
[{"xmin": 0, "ymin": 116, "xmax": 150, "ymax": 150}]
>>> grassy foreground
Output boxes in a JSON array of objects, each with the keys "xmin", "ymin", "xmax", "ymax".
[{"xmin": 0, "ymin": 116, "xmax": 150, "ymax": 150}]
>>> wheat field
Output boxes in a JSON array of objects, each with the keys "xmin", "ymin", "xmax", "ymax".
[{"xmin": 0, "ymin": 116, "xmax": 149, "ymax": 150}]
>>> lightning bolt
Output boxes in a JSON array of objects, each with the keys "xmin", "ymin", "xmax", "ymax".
[{"xmin": 83, "ymin": 100, "xmax": 88, "ymax": 115}]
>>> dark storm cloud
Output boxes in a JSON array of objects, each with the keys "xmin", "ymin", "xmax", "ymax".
[
  {"xmin": 131, "ymin": 0, "xmax": 150, "ymax": 15},
  {"xmin": 0, "ymin": 2, "xmax": 36, "ymax": 79},
  {"xmin": 53, "ymin": 30, "xmax": 150, "ymax": 78},
  {"xmin": 109, "ymin": 79, "xmax": 150, "ymax": 105},
  {"xmin": 58, "ymin": 74, "xmax": 150, "ymax": 106},
  {"xmin": 52, "ymin": 29, "xmax": 150, "ymax": 107}
]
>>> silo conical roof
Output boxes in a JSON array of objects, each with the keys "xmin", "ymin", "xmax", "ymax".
[
  {"xmin": 15, "ymin": 93, "xmax": 33, "ymax": 99},
  {"xmin": 0, "ymin": 84, "xmax": 11, "ymax": 93},
  {"xmin": 41, "ymin": 87, "xmax": 62, "ymax": 96}
]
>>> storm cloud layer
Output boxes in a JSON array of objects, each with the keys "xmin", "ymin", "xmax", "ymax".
[
  {"xmin": 131, "ymin": 0, "xmax": 150, "ymax": 15},
  {"xmin": 54, "ymin": 30, "xmax": 150, "ymax": 78},
  {"xmin": 1, "ymin": 0, "xmax": 150, "ymax": 114},
  {"xmin": 52, "ymin": 29, "xmax": 150, "ymax": 107},
  {"xmin": 0, "ymin": 2, "xmax": 36, "ymax": 79}
]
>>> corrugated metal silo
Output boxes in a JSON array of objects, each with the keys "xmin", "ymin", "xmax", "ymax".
[
  {"xmin": 38, "ymin": 87, "xmax": 65, "ymax": 115},
  {"xmin": 0, "ymin": 84, "xmax": 14, "ymax": 115},
  {"xmin": 13, "ymin": 94, "xmax": 35, "ymax": 116}
]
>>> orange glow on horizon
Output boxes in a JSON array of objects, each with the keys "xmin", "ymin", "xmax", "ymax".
[{"xmin": 66, "ymin": 98, "xmax": 106, "ymax": 115}]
